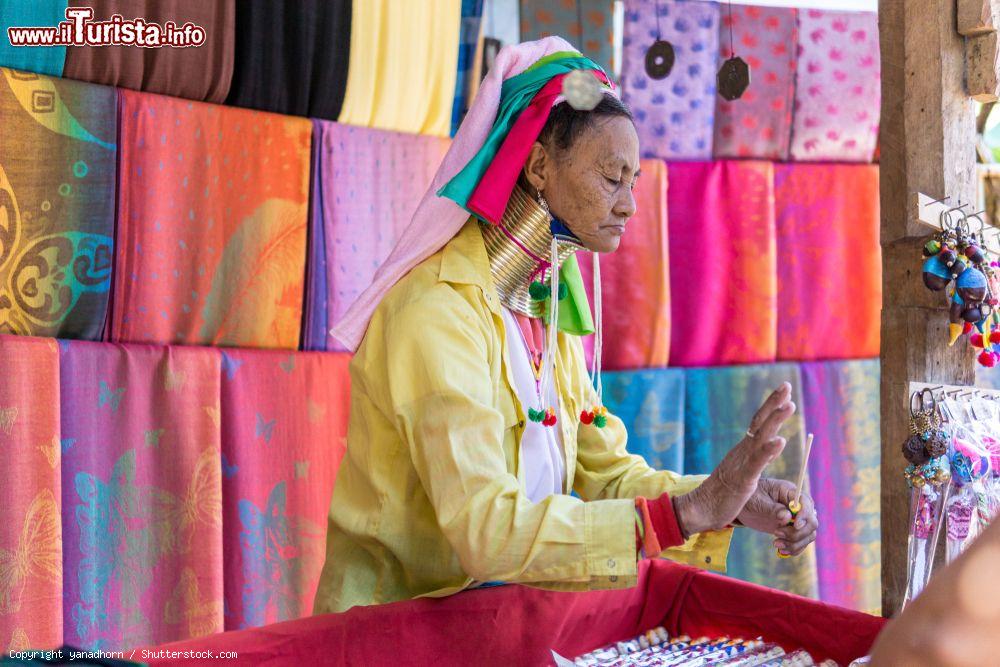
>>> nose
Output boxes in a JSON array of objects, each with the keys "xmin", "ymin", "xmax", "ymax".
[{"xmin": 613, "ymin": 187, "xmax": 637, "ymax": 220}]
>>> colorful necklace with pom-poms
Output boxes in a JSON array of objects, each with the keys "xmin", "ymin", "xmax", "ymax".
[
  {"xmin": 580, "ymin": 251, "xmax": 608, "ymax": 429},
  {"xmin": 525, "ymin": 240, "xmax": 563, "ymax": 428}
]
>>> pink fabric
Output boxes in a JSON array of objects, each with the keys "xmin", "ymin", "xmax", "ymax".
[
  {"xmin": 667, "ymin": 161, "xmax": 777, "ymax": 367},
  {"xmin": 789, "ymin": 10, "xmax": 880, "ymax": 162},
  {"xmin": 329, "ymin": 36, "xmax": 577, "ymax": 351},
  {"xmin": 0, "ymin": 336, "xmax": 62, "ymax": 651},
  {"xmin": 219, "ymin": 349, "xmax": 351, "ymax": 630},
  {"xmin": 467, "ymin": 69, "xmax": 612, "ymax": 224}
]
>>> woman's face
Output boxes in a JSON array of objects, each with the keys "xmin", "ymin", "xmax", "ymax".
[{"xmin": 523, "ymin": 115, "xmax": 641, "ymax": 253}]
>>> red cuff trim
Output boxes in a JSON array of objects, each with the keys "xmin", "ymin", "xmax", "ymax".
[{"xmin": 647, "ymin": 492, "xmax": 685, "ymax": 549}]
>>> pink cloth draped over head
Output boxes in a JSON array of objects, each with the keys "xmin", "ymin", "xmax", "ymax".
[{"xmin": 329, "ymin": 37, "xmax": 576, "ymax": 351}]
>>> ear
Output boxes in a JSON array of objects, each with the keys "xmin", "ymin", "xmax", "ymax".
[{"xmin": 522, "ymin": 141, "xmax": 551, "ymax": 193}]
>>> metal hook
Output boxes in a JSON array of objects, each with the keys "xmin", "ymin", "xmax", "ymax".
[{"xmin": 942, "ymin": 203, "xmax": 971, "ymax": 232}]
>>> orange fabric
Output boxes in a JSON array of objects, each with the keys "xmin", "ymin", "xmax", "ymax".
[
  {"xmin": 112, "ymin": 89, "xmax": 312, "ymax": 348},
  {"xmin": 774, "ymin": 164, "xmax": 881, "ymax": 360}
]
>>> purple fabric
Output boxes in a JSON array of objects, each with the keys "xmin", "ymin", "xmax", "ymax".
[
  {"xmin": 802, "ymin": 360, "xmax": 881, "ymax": 612},
  {"xmin": 622, "ymin": 0, "xmax": 719, "ymax": 160},
  {"xmin": 59, "ymin": 340, "xmax": 224, "ymax": 650},
  {"xmin": 789, "ymin": 10, "xmax": 880, "ymax": 162},
  {"xmin": 302, "ymin": 120, "xmax": 330, "ymax": 351},
  {"xmin": 309, "ymin": 121, "xmax": 449, "ymax": 351}
]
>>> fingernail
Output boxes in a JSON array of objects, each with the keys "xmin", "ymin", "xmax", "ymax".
[
  {"xmin": 779, "ymin": 550, "xmax": 790, "ymax": 557},
  {"xmin": 795, "ymin": 520, "xmax": 805, "ymax": 529},
  {"xmin": 774, "ymin": 541, "xmax": 785, "ymax": 549}
]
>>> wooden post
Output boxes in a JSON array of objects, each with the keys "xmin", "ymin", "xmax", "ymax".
[
  {"xmin": 967, "ymin": 31, "xmax": 1000, "ymax": 102},
  {"xmin": 958, "ymin": 0, "xmax": 1000, "ymax": 35},
  {"xmin": 879, "ymin": 0, "xmax": 979, "ymax": 616}
]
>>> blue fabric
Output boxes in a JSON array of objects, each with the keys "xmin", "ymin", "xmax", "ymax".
[
  {"xmin": 603, "ymin": 369, "xmax": 686, "ymax": 473},
  {"xmin": 450, "ymin": 0, "xmax": 485, "ymax": 137},
  {"xmin": 0, "ymin": 0, "xmax": 68, "ymax": 77}
]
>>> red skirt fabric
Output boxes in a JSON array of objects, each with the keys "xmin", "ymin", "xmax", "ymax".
[{"xmin": 141, "ymin": 559, "xmax": 884, "ymax": 666}]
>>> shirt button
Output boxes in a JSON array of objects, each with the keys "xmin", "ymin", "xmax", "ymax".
[
  {"xmin": 518, "ymin": 421, "xmax": 525, "ymax": 428},
  {"xmin": 607, "ymin": 558, "xmax": 616, "ymax": 569},
  {"xmin": 705, "ymin": 556, "xmax": 712, "ymax": 564},
  {"xmin": 609, "ymin": 575, "xmax": 618, "ymax": 583}
]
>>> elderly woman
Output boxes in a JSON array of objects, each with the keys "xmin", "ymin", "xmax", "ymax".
[{"xmin": 313, "ymin": 38, "xmax": 817, "ymax": 615}]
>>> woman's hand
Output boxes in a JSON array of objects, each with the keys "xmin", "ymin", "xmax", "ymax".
[
  {"xmin": 737, "ymin": 478, "xmax": 818, "ymax": 556},
  {"xmin": 674, "ymin": 383, "xmax": 796, "ymax": 537}
]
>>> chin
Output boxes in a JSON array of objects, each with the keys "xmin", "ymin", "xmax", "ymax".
[{"xmin": 595, "ymin": 234, "xmax": 622, "ymax": 254}]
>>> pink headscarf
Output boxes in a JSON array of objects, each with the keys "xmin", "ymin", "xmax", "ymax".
[{"xmin": 329, "ymin": 37, "xmax": 577, "ymax": 351}]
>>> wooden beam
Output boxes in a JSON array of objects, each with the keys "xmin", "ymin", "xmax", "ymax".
[
  {"xmin": 880, "ymin": 0, "xmax": 979, "ymax": 616},
  {"xmin": 967, "ymin": 30, "xmax": 1000, "ymax": 102},
  {"xmin": 958, "ymin": 0, "xmax": 1000, "ymax": 35}
]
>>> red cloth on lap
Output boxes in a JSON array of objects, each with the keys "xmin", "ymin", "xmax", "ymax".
[{"xmin": 141, "ymin": 559, "xmax": 884, "ymax": 666}]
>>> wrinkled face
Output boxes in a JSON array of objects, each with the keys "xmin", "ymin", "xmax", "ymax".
[{"xmin": 522, "ymin": 115, "xmax": 641, "ymax": 253}]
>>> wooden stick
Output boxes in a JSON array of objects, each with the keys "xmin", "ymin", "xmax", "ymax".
[{"xmin": 793, "ymin": 433, "xmax": 815, "ymax": 508}]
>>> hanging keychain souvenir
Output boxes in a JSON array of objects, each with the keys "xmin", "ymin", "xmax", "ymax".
[{"xmin": 902, "ymin": 389, "xmax": 952, "ymax": 606}]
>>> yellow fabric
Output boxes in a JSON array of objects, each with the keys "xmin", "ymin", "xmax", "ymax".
[
  {"xmin": 338, "ymin": 0, "xmax": 461, "ymax": 137},
  {"xmin": 313, "ymin": 220, "xmax": 732, "ymax": 615}
]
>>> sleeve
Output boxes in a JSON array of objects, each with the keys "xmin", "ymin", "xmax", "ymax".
[
  {"xmin": 562, "ymin": 336, "xmax": 733, "ymax": 573},
  {"xmin": 381, "ymin": 288, "xmax": 639, "ymax": 588}
]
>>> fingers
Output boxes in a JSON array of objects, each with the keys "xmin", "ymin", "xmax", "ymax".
[
  {"xmin": 775, "ymin": 498, "xmax": 818, "ymax": 555},
  {"xmin": 775, "ymin": 528, "xmax": 816, "ymax": 557},
  {"xmin": 754, "ymin": 400, "xmax": 796, "ymax": 443},
  {"xmin": 747, "ymin": 383, "xmax": 792, "ymax": 436}
]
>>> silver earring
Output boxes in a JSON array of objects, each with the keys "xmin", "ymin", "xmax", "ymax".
[{"xmin": 537, "ymin": 192, "xmax": 550, "ymax": 214}]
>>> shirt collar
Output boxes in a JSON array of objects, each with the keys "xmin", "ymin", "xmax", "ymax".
[{"xmin": 438, "ymin": 219, "xmax": 502, "ymax": 315}]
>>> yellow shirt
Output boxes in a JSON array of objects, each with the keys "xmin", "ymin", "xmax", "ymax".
[{"xmin": 313, "ymin": 221, "xmax": 732, "ymax": 615}]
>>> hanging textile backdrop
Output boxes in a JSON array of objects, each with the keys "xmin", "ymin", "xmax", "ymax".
[
  {"xmin": 0, "ymin": 2, "xmax": 880, "ymax": 163},
  {"xmin": 0, "ymin": 68, "xmax": 116, "ymax": 340},
  {"xmin": 667, "ymin": 160, "xmax": 777, "ymax": 367},
  {"xmin": 519, "ymin": 0, "xmax": 616, "ymax": 75},
  {"xmin": 789, "ymin": 9, "xmax": 880, "ymax": 162},
  {"xmin": 801, "ymin": 360, "xmax": 880, "ymax": 614},
  {"xmin": 683, "ymin": 363, "xmax": 816, "ymax": 598},
  {"xmin": 337, "ymin": 0, "xmax": 462, "ymax": 138},
  {"xmin": 303, "ymin": 121, "xmax": 450, "ymax": 352},
  {"xmin": 775, "ymin": 163, "xmax": 881, "ymax": 361},
  {"xmin": 112, "ymin": 89, "xmax": 311, "ymax": 349},
  {"xmin": 219, "ymin": 349, "xmax": 351, "ymax": 630},
  {"xmin": 225, "ymin": 0, "xmax": 352, "ymax": 121},
  {"xmin": 452, "ymin": 0, "xmax": 486, "ymax": 136},
  {"xmin": 712, "ymin": 4, "xmax": 797, "ymax": 160},
  {"xmin": 63, "ymin": 0, "xmax": 235, "ymax": 104},
  {"xmin": 0, "ymin": 334, "xmax": 350, "ymax": 652},
  {"xmin": 0, "ymin": 336, "xmax": 62, "ymax": 652},
  {"xmin": 0, "ymin": 1, "xmax": 67, "ymax": 77},
  {"xmin": 59, "ymin": 340, "xmax": 224, "ymax": 650},
  {"xmin": 604, "ymin": 359, "xmax": 880, "ymax": 612},
  {"xmin": 622, "ymin": 0, "xmax": 720, "ymax": 161}
]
